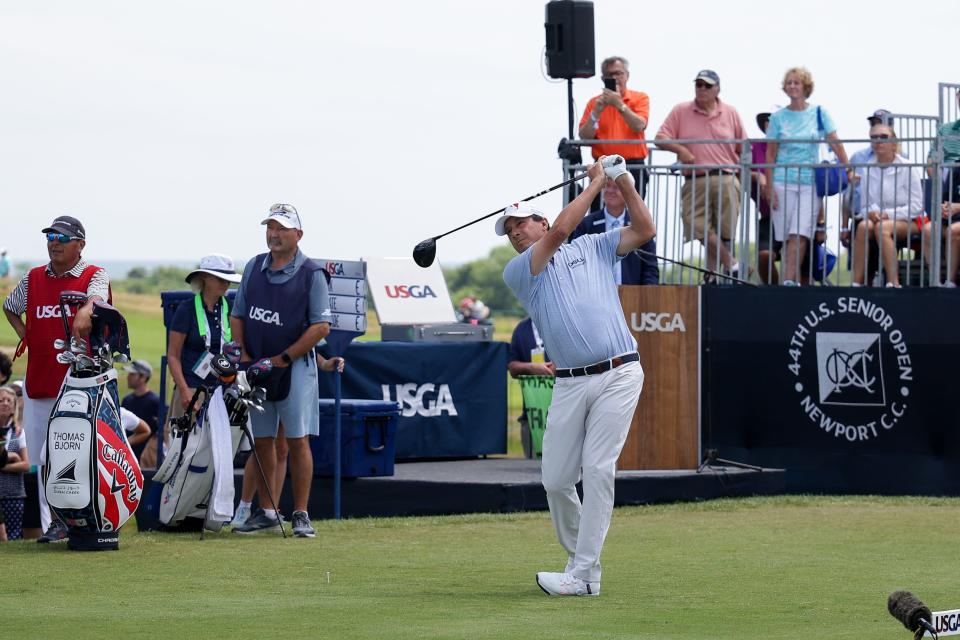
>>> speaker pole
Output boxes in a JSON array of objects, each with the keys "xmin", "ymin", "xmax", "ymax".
[{"xmin": 567, "ymin": 78, "xmax": 574, "ymax": 140}]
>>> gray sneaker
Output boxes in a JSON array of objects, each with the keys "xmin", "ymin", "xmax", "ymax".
[
  {"xmin": 232, "ymin": 510, "xmax": 282, "ymax": 535},
  {"xmin": 291, "ymin": 511, "xmax": 315, "ymax": 538},
  {"xmin": 37, "ymin": 519, "xmax": 69, "ymax": 544}
]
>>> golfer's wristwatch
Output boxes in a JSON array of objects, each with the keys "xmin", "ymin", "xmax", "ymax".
[{"xmin": 280, "ymin": 352, "xmax": 293, "ymax": 365}]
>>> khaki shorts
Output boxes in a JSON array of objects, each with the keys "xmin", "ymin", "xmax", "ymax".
[{"xmin": 680, "ymin": 173, "xmax": 741, "ymax": 242}]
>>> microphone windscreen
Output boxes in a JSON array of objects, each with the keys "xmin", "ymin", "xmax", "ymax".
[{"xmin": 887, "ymin": 591, "xmax": 931, "ymax": 631}]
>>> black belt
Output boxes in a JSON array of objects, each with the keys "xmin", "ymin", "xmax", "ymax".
[
  {"xmin": 555, "ymin": 352, "xmax": 639, "ymax": 378},
  {"xmin": 689, "ymin": 169, "xmax": 731, "ymax": 177}
]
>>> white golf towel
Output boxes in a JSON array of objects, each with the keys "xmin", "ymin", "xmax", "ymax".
[{"xmin": 207, "ymin": 387, "xmax": 235, "ymax": 521}]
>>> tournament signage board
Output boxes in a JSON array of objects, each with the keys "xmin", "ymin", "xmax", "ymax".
[
  {"xmin": 317, "ymin": 341, "xmax": 506, "ymax": 458},
  {"xmin": 365, "ymin": 257, "xmax": 456, "ymax": 325},
  {"xmin": 923, "ymin": 609, "xmax": 960, "ymax": 637},
  {"xmin": 618, "ymin": 285, "xmax": 700, "ymax": 470},
  {"xmin": 312, "ymin": 258, "xmax": 367, "ymax": 354},
  {"xmin": 702, "ymin": 287, "xmax": 960, "ymax": 494}
]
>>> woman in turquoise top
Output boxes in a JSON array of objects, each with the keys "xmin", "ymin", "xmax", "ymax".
[{"xmin": 763, "ymin": 67, "xmax": 851, "ymax": 285}]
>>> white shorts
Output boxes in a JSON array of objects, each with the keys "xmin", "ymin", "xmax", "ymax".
[{"xmin": 772, "ymin": 183, "xmax": 818, "ymax": 241}]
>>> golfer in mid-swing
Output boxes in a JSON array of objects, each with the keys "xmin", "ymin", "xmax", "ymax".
[{"xmin": 498, "ymin": 155, "xmax": 655, "ymax": 596}]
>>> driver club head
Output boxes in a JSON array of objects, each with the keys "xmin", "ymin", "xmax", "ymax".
[
  {"xmin": 114, "ymin": 354, "xmax": 130, "ymax": 363},
  {"xmin": 412, "ymin": 238, "xmax": 437, "ymax": 268}
]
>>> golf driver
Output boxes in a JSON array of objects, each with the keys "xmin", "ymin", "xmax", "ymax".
[{"xmin": 412, "ymin": 171, "xmax": 589, "ymax": 268}]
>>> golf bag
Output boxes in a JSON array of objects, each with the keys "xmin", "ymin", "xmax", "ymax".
[
  {"xmin": 44, "ymin": 295, "xmax": 141, "ymax": 551},
  {"xmin": 153, "ymin": 389, "xmax": 246, "ymax": 531},
  {"xmin": 153, "ymin": 356, "xmax": 268, "ymax": 532}
]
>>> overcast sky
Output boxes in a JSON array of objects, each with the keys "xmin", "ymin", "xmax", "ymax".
[{"xmin": 2, "ymin": 0, "xmax": 957, "ymax": 268}]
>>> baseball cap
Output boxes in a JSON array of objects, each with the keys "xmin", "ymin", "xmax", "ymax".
[
  {"xmin": 694, "ymin": 69, "xmax": 720, "ymax": 86},
  {"xmin": 868, "ymin": 109, "xmax": 893, "ymax": 125},
  {"xmin": 494, "ymin": 202, "xmax": 548, "ymax": 236},
  {"xmin": 41, "ymin": 215, "xmax": 86, "ymax": 240},
  {"xmin": 185, "ymin": 253, "xmax": 242, "ymax": 284},
  {"xmin": 261, "ymin": 203, "xmax": 302, "ymax": 230},
  {"xmin": 124, "ymin": 359, "xmax": 153, "ymax": 377}
]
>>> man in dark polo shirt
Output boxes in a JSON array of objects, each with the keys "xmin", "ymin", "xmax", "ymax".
[
  {"xmin": 121, "ymin": 359, "xmax": 160, "ymax": 465},
  {"xmin": 230, "ymin": 203, "xmax": 332, "ymax": 538}
]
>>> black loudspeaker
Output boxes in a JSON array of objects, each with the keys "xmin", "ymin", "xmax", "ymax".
[{"xmin": 544, "ymin": 1, "xmax": 595, "ymax": 79}]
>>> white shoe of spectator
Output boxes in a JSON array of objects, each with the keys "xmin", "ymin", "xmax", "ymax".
[
  {"xmin": 536, "ymin": 572, "xmax": 600, "ymax": 596},
  {"xmin": 942, "ymin": 281, "xmax": 957, "ymax": 289}
]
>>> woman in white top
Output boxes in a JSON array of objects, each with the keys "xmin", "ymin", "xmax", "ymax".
[{"xmin": 851, "ymin": 124, "xmax": 925, "ymax": 287}]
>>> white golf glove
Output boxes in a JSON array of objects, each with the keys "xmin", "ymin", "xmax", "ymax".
[{"xmin": 602, "ymin": 154, "xmax": 631, "ymax": 182}]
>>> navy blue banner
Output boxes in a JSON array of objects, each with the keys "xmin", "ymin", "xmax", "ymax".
[
  {"xmin": 703, "ymin": 287, "xmax": 960, "ymax": 494},
  {"xmin": 318, "ymin": 342, "xmax": 507, "ymax": 459}
]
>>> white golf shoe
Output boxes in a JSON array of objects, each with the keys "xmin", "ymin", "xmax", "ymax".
[{"xmin": 535, "ymin": 572, "xmax": 600, "ymax": 597}]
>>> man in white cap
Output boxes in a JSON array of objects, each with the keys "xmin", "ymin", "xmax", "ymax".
[
  {"xmin": 0, "ymin": 247, "xmax": 9, "ymax": 280},
  {"xmin": 229, "ymin": 204, "xmax": 332, "ymax": 538},
  {"xmin": 498, "ymin": 156, "xmax": 655, "ymax": 596}
]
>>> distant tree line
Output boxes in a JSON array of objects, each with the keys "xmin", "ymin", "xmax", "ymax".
[
  {"xmin": 443, "ymin": 245, "xmax": 523, "ymax": 317},
  {"xmin": 115, "ymin": 266, "xmax": 194, "ymax": 294}
]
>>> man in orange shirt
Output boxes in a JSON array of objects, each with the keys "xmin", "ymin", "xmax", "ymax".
[{"xmin": 579, "ymin": 56, "xmax": 650, "ymax": 197}]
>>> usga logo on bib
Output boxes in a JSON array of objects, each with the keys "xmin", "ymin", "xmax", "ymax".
[
  {"xmin": 249, "ymin": 306, "xmax": 282, "ymax": 326},
  {"xmin": 787, "ymin": 297, "xmax": 912, "ymax": 442}
]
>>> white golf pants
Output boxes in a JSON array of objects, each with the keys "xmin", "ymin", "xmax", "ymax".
[
  {"xmin": 541, "ymin": 360, "xmax": 643, "ymax": 584},
  {"xmin": 23, "ymin": 393, "xmax": 58, "ymax": 532}
]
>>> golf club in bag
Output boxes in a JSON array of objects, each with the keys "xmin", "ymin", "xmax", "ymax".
[
  {"xmin": 152, "ymin": 354, "xmax": 284, "ymax": 536},
  {"xmin": 44, "ymin": 291, "xmax": 140, "ymax": 551}
]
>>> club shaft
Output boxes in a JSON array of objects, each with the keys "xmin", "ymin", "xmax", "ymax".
[
  {"xmin": 633, "ymin": 249, "xmax": 757, "ymax": 287},
  {"xmin": 433, "ymin": 171, "xmax": 589, "ymax": 241}
]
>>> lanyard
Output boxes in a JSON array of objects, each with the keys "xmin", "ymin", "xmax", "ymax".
[{"xmin": 194, "ymin": 294, "xmax": 231, "ymax": 350}]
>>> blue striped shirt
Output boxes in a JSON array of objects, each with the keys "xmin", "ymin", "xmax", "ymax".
[{"xmin": 503, "ymin": 231, "xmax": 637, "ymax": 369}]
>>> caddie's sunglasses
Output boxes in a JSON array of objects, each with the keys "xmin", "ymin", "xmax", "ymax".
[
  {"xmin": 46, "ymin": 233, "xmax": 80, "ymax": 243},
  {"xmin": 870, "ymin": 134, "xmax": 892, "ymax": 140},
  {"xmin": 695, "ymin": 80, "xmax": 715, "ymax": 89}
]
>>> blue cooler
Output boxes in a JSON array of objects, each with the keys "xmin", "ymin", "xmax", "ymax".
[{"xmin": 311, "ymin": 399, "xmax": 400, "ymax": 478}]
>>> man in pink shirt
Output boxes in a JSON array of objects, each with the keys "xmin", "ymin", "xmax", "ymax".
[{"xmin": 656, "ymin": 70, "xmax": 748, "ymax": 279}]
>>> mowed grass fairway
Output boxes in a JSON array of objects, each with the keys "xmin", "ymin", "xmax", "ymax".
[{"xmin": 5, "ymin": 496, "xmax": 959, "ymax": 639}]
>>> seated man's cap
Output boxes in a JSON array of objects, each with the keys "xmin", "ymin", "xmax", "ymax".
[
  {"xmin": 868, "ymin": 109, "xmax": 893, "ymax": 125},
  {"xmin": 124, "ymin": 359, "xmax": 153, "ymax": 377}
]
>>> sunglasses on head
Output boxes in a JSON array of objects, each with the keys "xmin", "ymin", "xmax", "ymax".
[
  {"xmin": 870, "ymin": 134, "xmax": 892, "ymax": 140},
  {"xmin": 46, "ymin": 232, "xmax": 80, "ymax": 243},
  {"xmin": 695, "ymin": 80, "xmax": 715, "ymax": 89}
]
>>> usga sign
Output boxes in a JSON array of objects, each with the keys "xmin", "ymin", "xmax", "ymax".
[
  {"xmin": 630, "ymin": 312, "xmax": 686, "ymax": 333},
  {"xmin": 383, "ymin": 285, "xmax": 437, "ymax": 299}
]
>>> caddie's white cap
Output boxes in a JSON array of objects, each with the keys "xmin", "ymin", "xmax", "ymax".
[
  {"xmin": 494, "ymin": 202, "xmax": 547, "ymax": 236},
  {"xmin": 261, "ymin": 203, "xmax": 302, "ymax": 230},
  {"xmin": 185, "ymin": 253, "xmax": 243, "ymax": 284}
]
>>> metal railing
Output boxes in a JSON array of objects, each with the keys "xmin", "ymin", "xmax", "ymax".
[{"xmin": 562, "ymin": 133, "xmax": 960, "ymax": 287}]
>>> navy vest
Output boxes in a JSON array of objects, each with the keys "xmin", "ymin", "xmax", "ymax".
[{"xmin": 243, "ymin": 253, "xmax": 319, "ymax": 399}]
